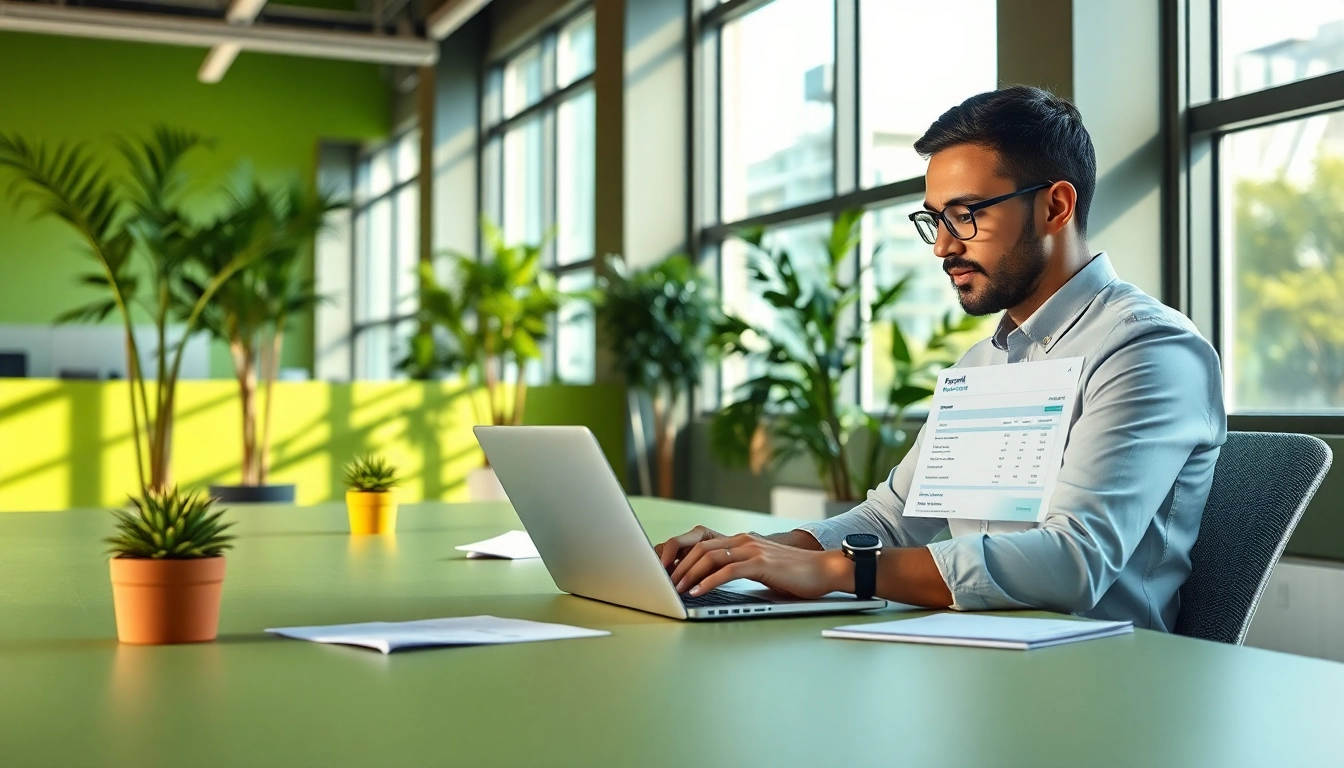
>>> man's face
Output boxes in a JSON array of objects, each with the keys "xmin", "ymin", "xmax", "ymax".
[{"xmin": 922, "ymin": 144, "xmax": 1049, "ymax": 317}]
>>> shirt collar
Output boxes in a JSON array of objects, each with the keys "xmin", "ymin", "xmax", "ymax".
[{"xmin": 990, "ymin": 252, "xmax": 1118, "ymax": 352}]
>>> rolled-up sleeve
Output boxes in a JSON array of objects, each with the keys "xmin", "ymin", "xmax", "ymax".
[
  {"xmin": 926, "ymin": 320, "xmax": 1222, "ymax": 613},
  {"xmin": 797, "ymin": 427, "xmax": 948, "ymax": 550}
]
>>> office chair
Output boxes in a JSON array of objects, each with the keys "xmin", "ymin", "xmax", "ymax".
[{"xmin": 1175, "ymin": 431, "xmax": 1333, "ymax": 645}]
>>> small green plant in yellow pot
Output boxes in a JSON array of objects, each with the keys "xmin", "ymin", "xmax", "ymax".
[{"xmin": 344, "ymin": 454, "xmax": 401, "ymax": 535}]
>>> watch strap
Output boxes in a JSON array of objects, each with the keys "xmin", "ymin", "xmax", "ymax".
[{"xmin": 852, "ymin": 550, "xmax": 877, "ymax": 601}]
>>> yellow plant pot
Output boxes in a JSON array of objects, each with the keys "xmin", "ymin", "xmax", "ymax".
[{"xmin": 346, "ymin": 490, "xmax": 397, "ymax": 535}]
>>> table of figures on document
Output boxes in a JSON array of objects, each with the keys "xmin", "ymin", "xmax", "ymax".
[{"xmin": 906, "ymin": 358, "xmax": 1084, "ymax": 523}]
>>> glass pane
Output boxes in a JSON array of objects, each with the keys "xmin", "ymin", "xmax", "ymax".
[
  {"xmin": 503, "ymin": 43, "xmax": 545, "ymax": 118},
  {"xmin": 557, "ymin": 269, "xmax": 596, "ymax": 385},
  {"xmin": 1223, "ymin": 111, "xmax": 1344, "ymax": 412},
  {"xmin": 368, "ymin": 145, "xmax": 393, "ymax": 200},
  {"xmin": 557, "ymin": 89, "xmax": 596, "ymax": 266},
  {"xmin": 863, "ymin": 201, "xmax": 982, "ymax": 410},
  {"xmin": 395, "ymin": 185, "xmax": 419, "ymax": 318},
  {"xmin": 860, "ymin": 0, "xmax": 997, "ymax": 187},
  {"xmin": 396, "ymin": 130, "xmax": 420, "ymax": 184},
  {"xmin": 558, "ymin": 10, "xmax": 596, "ymax": 88},
  {"xmin": 357, "ymin": 324, "xmax": 392, "ymax": 381},
  {"xmin": 502, "ymin": 117, "xmax": 545, "ymax": 247},
  {"xmin": 720, "ymin": 0, "xmax": 835, "ymax": 221},
  {"xmin": 365, "ymin": 198, "xmax": 393, "ymax": 322},
  {"xmin": 352, "ymin": 209, "xmax": 370, "ymax": 322},
  {"xmin": 482, "ymin": 136, "xmax": 503, "ymax": 234},
  {"xmin": 720, "ymin": 217, "xmax": 833, "ymax": 400},
  {"xmin": 1220, "ymin": 0, "xmax": 1344, "ymax": 98}
]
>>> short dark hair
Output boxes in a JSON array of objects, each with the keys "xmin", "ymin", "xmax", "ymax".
[{"xmin": 914, "ymin": 86, "xmax": 1097, "ymax": 235}]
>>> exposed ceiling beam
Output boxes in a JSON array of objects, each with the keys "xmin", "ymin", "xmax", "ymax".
[
  {"xmin": 0, "ymin": 2, "xmax": 438, "ymax": 66},
  {"xmin": 425, "ymin": 0, "xmax": 489, "ymax": 41},
  {"xmin": 197, "ymin": 0, "xmax": 267, "ymax": 83}
]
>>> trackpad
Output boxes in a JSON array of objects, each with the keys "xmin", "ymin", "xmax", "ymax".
[{"xmin": 718, "ymin": 578, "xmax": 856, "ymax": 602}]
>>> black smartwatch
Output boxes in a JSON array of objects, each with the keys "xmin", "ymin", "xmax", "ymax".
[{"xmin": 841, "ymin": 533, "xmax": 882, "ymax": 600}]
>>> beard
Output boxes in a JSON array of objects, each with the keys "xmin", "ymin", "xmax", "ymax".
[{"xmin": 945, "ymin": 217, "xmax": 1049, "ymax": 317}]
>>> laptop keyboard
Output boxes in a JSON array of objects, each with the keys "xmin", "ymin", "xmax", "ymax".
[{"xmin": 681, "ymin": 589, "xmax": 767, "ymax": 608}]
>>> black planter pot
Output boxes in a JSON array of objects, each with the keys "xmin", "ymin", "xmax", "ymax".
[{"xmin": 208, "ymin": 484, "xmax": 297, "ymax": 504}]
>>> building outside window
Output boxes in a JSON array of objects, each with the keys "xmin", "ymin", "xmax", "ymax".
[{"xmin": 481, "ymin": 9, "xmax": 597, "ymax": 385}]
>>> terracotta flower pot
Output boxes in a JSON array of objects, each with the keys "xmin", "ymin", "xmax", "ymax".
[
  {"xmin": 109, "ymin": 556, "xmax": 226, "ymax": 644},
  {"xmin": 347, "ymin": 490, "xmax": 397, "ymax": 535}
]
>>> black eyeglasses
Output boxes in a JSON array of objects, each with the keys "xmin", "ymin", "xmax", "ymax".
[{"xmin": 908, "ymin": 183, "xmax": 1052, "ymax": 244}]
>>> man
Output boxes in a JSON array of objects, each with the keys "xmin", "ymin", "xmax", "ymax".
[{"xmin": 656, "ymin": 86, "xmax": 1226, "ymax": 631}]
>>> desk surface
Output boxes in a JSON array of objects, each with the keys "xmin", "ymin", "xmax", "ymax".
[{"xmin": 1, "ymin": 499, "xmax": 1342, "ymax": 767}]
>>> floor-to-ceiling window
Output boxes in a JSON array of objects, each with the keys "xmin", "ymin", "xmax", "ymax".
[
  {"xmin": 1178, "ymin": 0, "xmax": 1344, "ymax": 431},
  {"xmin": 481, "ymin": 9, "xmax": 597, "ymax": 385},
  {"xmin": 698, "ymin": 0, "xmax": 997, "ymax": 409},
  {"xmin": 352, "ymin": 130, "xmax": 420, "ymax": 381}
]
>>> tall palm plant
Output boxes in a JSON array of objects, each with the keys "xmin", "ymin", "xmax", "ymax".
[
  {"xmin": 0, "ymin": 128, "xmax": 259, "ymax": 494},
  {"xmin": 183, "ymin": 181, "xmax": 340, "ymax": 487},
  {"xmin": 414, "ymin": 219, "xmax": 578, "ymax": 431},
  {"xmin": 600, "ymin": 254, "xmax": 732, "ymax": 498}
]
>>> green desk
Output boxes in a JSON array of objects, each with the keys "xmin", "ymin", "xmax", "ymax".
[{"xmin": 1, "ymin": 499, "xmax": 1341, "ymax": 767}]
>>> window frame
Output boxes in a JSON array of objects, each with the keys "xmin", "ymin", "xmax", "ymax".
[
  {"xmin": 1166, "ymin": 0, "xmax": 1344, "ymax": 434},
  {"xmin": 694, "ymin": 0, "xmax": 994, "ymax": 414},
  {"xmin": 478, "ymin": 6, "xmax": 598, "ymax": 385},
  {"xmin": 350, "ymin": 129, "xmax": 420, "ymax": 381}
]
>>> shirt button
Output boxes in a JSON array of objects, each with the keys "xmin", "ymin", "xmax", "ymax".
[{"xmin": 1042, "ymin": 335, "xmax": 1052, "ymax": 346}]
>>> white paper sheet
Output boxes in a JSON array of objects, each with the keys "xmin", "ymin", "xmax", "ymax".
[
  {"xmin": 907, "ymin": 358, "xmax": 1085, "ymax": 523},
  {"xmin": 824, "ymin": 613, "xmax": 1132, "ymax": 650},
  {"xmin": 266, "ymin": 616, "xmax": 609, "ymax": 654},
  {"xmin": 455, "ymin": 530, "xmax": 540, "ymax": 560}
]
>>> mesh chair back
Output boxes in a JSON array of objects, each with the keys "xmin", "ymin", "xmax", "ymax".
[{"xmin": 1175, "ymin": 432, "xmax": 1332, "ymax": 644}]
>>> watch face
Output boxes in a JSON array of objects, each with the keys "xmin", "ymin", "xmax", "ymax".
[{"xmin": 844, "ymin": 533, "xmax": 880, "ymax": 550}]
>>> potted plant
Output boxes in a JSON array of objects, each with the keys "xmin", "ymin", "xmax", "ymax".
[
  {"xmin": 711, "ymin": 211, "xmax": 978, "ymax": 515},
  {"xmin": 599, "ymin": 254, "xmax": 734, "ymax": 498},
  {"xmin": 0, "ymin": 129, "xmax": 264, "ymax": 496},
  {"xmin": 106, "ymin": 487, "xmax": 235, "ymax": 644},
  {"xmin": 186, "ymin": 181, "xmax": 341, "ymax": 503},
  {"xmin": 344, "ymin": 454, "xmax": 401, "ymax": 534},
  {"xmin": 411, "ymin": 218, "xmax": 589, "ymax": 500}
]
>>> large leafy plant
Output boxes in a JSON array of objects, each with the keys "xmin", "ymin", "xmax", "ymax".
[
  {"xmin": 184, "ymin": 181, "xmax": 341, "ymax": 487},
  {"xmin": 106, "ymin": 487, "xmax": 235, "ymax": 559},
  {"xmin": 600, "ymin": 254, "xmax": 733, "ymax": 497},
  {"xmin": 0, "ymin": 129, "xmax": 262, "ymax": 495},
  {"xmin": 711, "ymin": 211, "xmax": 977, "ymax": 502},
  {"xmin": 411, "ymin": 219, "xmax": 587, "ymax": 429}
]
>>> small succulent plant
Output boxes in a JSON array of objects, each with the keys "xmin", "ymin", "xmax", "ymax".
[
  {"xmin": 344, "ymin": 454, "xmax": 400, "ymax": 492},
  {"xmin": 106, "ymin": 487, "xmax": 235, "ymax": 559}
]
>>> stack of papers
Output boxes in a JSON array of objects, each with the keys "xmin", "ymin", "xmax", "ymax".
[
  {"xmin": 824, "ymin": 613, "xmax": 1133, "ymax": 650},
  {"xmin": 455, "ymin": 530, "xmax": 540, "ymax": 559},
  {"xmin": 266, "ymin": 616, "xmax": 608, "ymax": 654}
]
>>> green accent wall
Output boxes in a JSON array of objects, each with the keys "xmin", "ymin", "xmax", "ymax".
[
  {"xmin": 0, "ymin": 32, "xmax": 391, "ymax": 373},
  {"xmin": 0, "ymin": 379, "xmax": 627, "ymax": 511}
]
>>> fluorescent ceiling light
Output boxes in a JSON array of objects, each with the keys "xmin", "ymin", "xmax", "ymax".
[
  {"xmin": 426, "ymin": 0, "xmax": 490, "ymax": 40},
  {"xmin": 225, "ymin": 0, "xmax": 268, "ymax": 24},
  {"xmin": 0, "ymin": 4, "xmax": 438, "ymax": 66},
  {"xmin": 198, "ymin": 41, "xmax": 240, "ymax": 83},
  {"xmin": 199, "ymin": 0, "xmax": 266, "ymax": 83}
]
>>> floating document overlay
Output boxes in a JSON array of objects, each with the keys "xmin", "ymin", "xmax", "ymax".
[{"xmin": 907, "ymin": 358, "xmax": 1084, "ymax": 523}]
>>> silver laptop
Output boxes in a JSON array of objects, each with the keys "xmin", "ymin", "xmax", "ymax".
[{"xmin": 474, "ymin": 425, "xmax": 886, "ymax": 621}]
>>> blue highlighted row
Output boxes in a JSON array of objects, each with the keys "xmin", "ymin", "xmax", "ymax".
[{"xmin": 939, "ymin": 405, "xmax": 1065, "ymax": 421}]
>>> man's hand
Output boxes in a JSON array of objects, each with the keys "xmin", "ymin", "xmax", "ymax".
[{"xmin": 663, "ymin": 532, "xmax": 852, "ymax": 600}]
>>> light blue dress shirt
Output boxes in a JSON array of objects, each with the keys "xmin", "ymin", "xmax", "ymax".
[{"xmin": 799, "ymin": 253, "xmax": 1227, "ymax": 631}]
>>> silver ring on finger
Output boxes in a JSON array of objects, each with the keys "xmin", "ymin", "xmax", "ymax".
[{"xmin": 725, "ymin": 548, "xmax": 732, "ymax": 561}]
